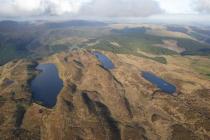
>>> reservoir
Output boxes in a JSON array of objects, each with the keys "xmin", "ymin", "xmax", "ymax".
[
  {"xmin": 142, "ymin": 71, "xmax": 176, "ymax": 94},
  {"xmin": 93, "ymin": 51, "xmax": 115, "ymax": 69},
  {"xmin": 31, "ymin": 63, "xmax": 63, "ymax": 108}
]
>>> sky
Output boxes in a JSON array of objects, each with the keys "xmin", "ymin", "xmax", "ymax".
[
  {"xmin": 156, "ymin": 0, "xmax": 195, "ymax": 14},
  {"xmin": 0, "ymin": 0, "xmax": 210, "ymax": 20}
]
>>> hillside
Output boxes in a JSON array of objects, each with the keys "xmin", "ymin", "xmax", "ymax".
[
  {"xmin": 0, "ymin": 50, "xmax": 210, "ymax": 140},
  {"xmin": 1, "ymin": 21, "xmax": 210, "ymax": 66}
]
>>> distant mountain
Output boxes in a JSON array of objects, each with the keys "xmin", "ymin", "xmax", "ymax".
[
  {"xmin": 166, "ymin": 26, "xmax": 188, "ymax": 33},
  {"xmin": 0, "ymin": 20, "xmax": 34, "ymax": 32},
  {"xmin": 0, "ymin": 20, "xmax": 18, "ymax": 26},
  {"xmin": 0, "ymin": 20, "xmax": 19, "ymax": 32},
  {"xmin": 112, "ymin": 27, "xmax": 147, "ymax": 34},
  {"xmin": 190, "ymin": 26, "xmax": 210, "ymax": 36},
  {"xmin": 206, "ymin": 38, "xmax": 210, "ymax": 44},
  {"xmin": 45, "ymin": 20, "xmax": 107, "ymax": 29}
]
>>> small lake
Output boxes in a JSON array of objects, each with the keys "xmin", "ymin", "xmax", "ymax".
[
  {"xmin": 142, "ymin": 71, "xmax": 176, "ymax": 94},
  {"xmin": 92, "ymin": 51, "xmax": 115, "ymax": 69},
  {"xmin": 31, "ymin": 64, "xmax": 63, "ymax": 108}
]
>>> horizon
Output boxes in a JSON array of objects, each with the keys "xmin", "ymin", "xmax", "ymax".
[
  {"xmin": 1, "ymin": 14, "xmax": 210, "ymax": 26},
  {"xmin": 0, "ymin": 0, "xmax": 210, "ymax": 25}
]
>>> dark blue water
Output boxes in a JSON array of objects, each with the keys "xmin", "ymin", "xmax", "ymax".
[
  {"xmin": 31, "ymin": 64, "xmax": 63, "ymax": 108},
  {"xmin": 93, "ymin": 51, "xmax": 115, "ymax": 69},
  {"xmin": 142, "ymin": 71, "xmax": 176, "ymax": 94}
]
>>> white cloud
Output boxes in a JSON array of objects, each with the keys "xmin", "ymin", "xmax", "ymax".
[
  {"xmin": 195, "ymin": 0, "xmax": 210, "ymax": 13},
  {"xmin": 79, "ymin": 0, "xmax": 163, "ymax": 17},
  {"xmin": 0, "ymin": 0, "xmax": 91, "ymax": 17},
  {"xmin": 156, "ymin": 0, "xmax": 210, "ymax": 14},
  {"xmin": 0, "ymin": 0, "xmax": 162, "ymax": 17},
  {"xmin": 0, "ymin": 0, "xmax": 210, "ymax": 18},
  {"xmin": 40, "ymin": 0, "xmax": 92, "ymax": 15},
  {"xmin": 155, "ymin": 0, "xmax": 195, "ymax": 14}
]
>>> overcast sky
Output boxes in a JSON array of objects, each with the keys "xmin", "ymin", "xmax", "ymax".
[{"xmin": 0, "ymin": 0, "xmax": 210, "ymax": 19}]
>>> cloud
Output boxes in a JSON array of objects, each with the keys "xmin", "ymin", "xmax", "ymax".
[
  {"xmin": 194, "ymin": 0, "xmax": 210, "ymax": 13},
  {"xmin": 0, "ymin": 0, "xmax": 91, "ymax": 17},
  {"xmin": 0, "ymin": 0, "xmax": 162, "ymax": 17},
  {"xmin": 155, "ymin": 0, "xmax": 195, "ymax": 14},
  {"xmin": 79, "ymin": 0, "xmax": 163, "ymax": 17},
  {"xmin": 40, "ymin": 0, "xmax": 92, "ymax": 15},
  {"xmin": 1, "ymin": 0, "xmax": 210, "ymax": 18}
]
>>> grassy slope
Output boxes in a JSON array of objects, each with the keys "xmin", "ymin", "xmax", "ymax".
[
  {"xmin": 88, "ymin": 40, "xmax": 168, "ymax": 64},
  {"xmin": 177, "ymin": 38, "xmax": 210, "ymax": 56},
  {"xmin": 88, "ymin": 29, "xmax": 180, "ymax": 64},
  {"xmin": 191, "ymin": 59, "xmax": 210, "ymax": 80},
  {"xmin": 88, "ymin": 28, "xmax": 210, "ymax": 62},
  {"xmin": 0, "ymin": 44, "xmax": 29, "ymax": 65},
  {"xmin": 1, "ymin": 26, "xmax": 210, "ymax": 66}
]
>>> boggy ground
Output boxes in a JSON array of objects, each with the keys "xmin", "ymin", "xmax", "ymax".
[{"xmin": 0, "ymin": 50, "xmax": 210, "ymax": 140}]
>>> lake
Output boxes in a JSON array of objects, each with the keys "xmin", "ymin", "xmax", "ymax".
[
  {"xmin": 92, "ymin": 51, "xmax": 115, "ymax": 69},
  {"xmin": 142, "ymin": 71, "xmax": 176, "ymax": 94},
  {"xmin": 31, "ymin": 63, "xmax": 63, "ymax": 108}
]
